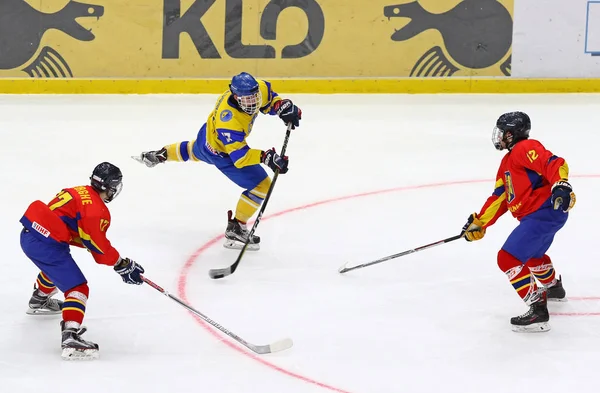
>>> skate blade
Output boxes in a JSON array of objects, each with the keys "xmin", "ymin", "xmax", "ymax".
[
  {"xmin": 26, "ymin": 308, "xmax": 62, "ymax": 316},
  {"xmin": 511, "ymin": 321, "xmax": 551, "ymax": 333},
  {"xmin": 61, "ymin": 347, "xmax": 99, "ymax": 361},
  {"xmin": 223, "ymin": 239, "xmax": 260, "ymax": 251}
]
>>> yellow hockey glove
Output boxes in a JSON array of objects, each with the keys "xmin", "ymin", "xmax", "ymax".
[{"xmin": 462, "ymin": 213, "xmax": 485, "ymax": 242}]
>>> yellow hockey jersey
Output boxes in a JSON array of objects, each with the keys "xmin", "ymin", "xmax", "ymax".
[{"xmin": 165, "ymin": 80, "xmax": 281, "ymax": 168}]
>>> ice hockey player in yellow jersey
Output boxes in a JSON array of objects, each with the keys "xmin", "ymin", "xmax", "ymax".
[{"xmin": 133, "ymin": 72, "xmax": 302, "ymax": 250}]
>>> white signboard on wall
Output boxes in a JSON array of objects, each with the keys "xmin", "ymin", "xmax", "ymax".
[
  {"xmin": 513, "ymin": 0, "xmax": 600, "ymax": 77},
  {"xmin": 585, "ymin": 2, "xmax": 600, "ymax": 54}
]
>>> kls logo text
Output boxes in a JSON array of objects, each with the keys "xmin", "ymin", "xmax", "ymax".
[{"xmin": 162, "ymin": 0, "xmax": 325, "ymax": 59}]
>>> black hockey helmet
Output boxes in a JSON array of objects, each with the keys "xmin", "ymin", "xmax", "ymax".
[
  {"xmin": 492, "ymin": 111, "xmax": 531, "ymax": 151},
  {"xmin": 90, "ymin": 162, "xmax": 123, "ymax": 203}
]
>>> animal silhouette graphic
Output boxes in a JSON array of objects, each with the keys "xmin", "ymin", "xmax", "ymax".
[
  {"xmin": 0, "ymin": 0, "xmax": 104, "ymax": 77},
  {"xmin": 384, "ymin": 0, "xmax": 513, "ymax": 76}
]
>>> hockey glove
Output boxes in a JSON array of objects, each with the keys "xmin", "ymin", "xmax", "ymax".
[
  {"xmin": 273, "ymin": 99, "xmax": 302, "ymax": 129},
  {"xmin": 138, "ymin": 148, "xmax": 167, "ymax": 168},
  {"xmin": 462, "ymin": 213, "xmax": 486, "ymax": 242},
  {"xmin": 551, "ymin": 180, "xmax": 576, "ymax": 212},
  {"xmin": 114, "ymin": 257, "xmax": 145, "ymax": 285},
  {"xmin": 262, "ymin": 148, "xmax": 289, "ymax": 174}
]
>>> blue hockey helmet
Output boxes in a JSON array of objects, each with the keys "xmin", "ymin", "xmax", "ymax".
[{"xmin": 229, "ymin": 72, "xmax": 262, "ymax": 115}]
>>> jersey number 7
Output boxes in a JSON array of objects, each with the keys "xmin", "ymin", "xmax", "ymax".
[
  {"xmin": 221, "ymin": 132, "xmax": 233, "ymax": 143},
  {"xmin": 49, "ymin": 191, "xmax": 73, "ymax": 211}
]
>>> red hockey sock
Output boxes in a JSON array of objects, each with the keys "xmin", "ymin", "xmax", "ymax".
[
  {"xmin": 35, "ymin": 271, "xmax": 56, "ymax": 295},
  {"xmin": 62, "ymin": 283, "xmax": 89, "ymax": 325},
  {"xmin": 526, "ymin": 255, "xmax": 557, "ymax": 287},
  {"xmin": 497, "ymin": 249, "xmax": 538, "ymax": 302}
]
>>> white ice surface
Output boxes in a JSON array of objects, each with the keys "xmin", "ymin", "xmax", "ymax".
[{"xmin": 1, "ymin": 93, "xmax": 599, "ymax": 393}]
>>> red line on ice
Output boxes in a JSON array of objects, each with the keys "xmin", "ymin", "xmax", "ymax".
[
  {"xmin": 177, "ymin": 175, "xmax": 600, "ymax": 392},
  {"xmin": 553, "ymin": 312, "xmax": 600, "ymax": 316}
]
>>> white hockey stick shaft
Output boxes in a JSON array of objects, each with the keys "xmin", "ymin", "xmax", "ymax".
[{"xmin": 141, "ymin": 275, "xmax": 292, "ymax": 354}]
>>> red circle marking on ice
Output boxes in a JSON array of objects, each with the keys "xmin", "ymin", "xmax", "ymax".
[{"xmin": 177, "ymin": 175, "xmax": 600, "ymax": 393}]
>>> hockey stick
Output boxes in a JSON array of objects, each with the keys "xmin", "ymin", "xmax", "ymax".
[
  {"xmin": 338, "ymin": 233, "xmax": 465, "ymax": 274},
  {"xmin": 141, "ymin": 275, "xmax": 293, "ymax": 354},
  {"xmin": 209, "ymin": 123, "xmax": 293, "ymax": 280}
]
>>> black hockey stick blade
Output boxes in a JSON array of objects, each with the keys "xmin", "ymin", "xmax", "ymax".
[
  {"xmin": 141, "ymin": 275, "xmax": 293, "ymax": 354},
  {"xmin": 209, "ymin": 265, "xmax": 233, "ymax": 280},
  {"xmin": 338, "ymin": 233, "xmax": 464, "ymax": 274},
  {"xmin": 209, "ymin": 124, "xmax": 293, "ymax": 280}
]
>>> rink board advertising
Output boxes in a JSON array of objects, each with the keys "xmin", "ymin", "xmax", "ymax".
[
  {"xmin": 0, "ymin": 0, "xmax": 513, "ymax": 78},
  {"xmin": 0, "ymin": 0, "xmax": 599, "ymax": 93}
]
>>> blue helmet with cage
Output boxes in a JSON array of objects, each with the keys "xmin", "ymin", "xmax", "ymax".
[{"xmin": 229, "ymin": 72, "xmax": 262, "ymax": 115}]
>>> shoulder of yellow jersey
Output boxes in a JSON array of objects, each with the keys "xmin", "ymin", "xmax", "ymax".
[{"xmin": 213, "ymin": 93, "xmax": 246, "ymax": 132}]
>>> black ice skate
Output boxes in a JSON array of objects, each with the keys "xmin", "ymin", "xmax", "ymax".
[
  {"xmin": 510, "ymin": 292, "xmax": 550, "ymax": 333},
  {"xmin": 546, "ymin": 275, "xmax": 567, "ymax": 302},
  {"xmin": 224, "ymin": 210, "xmax": 260, "ymax": 251},
  {"xmin": 26, "ymin": 287, "xmax": 63, "ymax": 315},
  {"xmin": 61, "ymin": 321, "xmax": 99, "ymax": 360}
]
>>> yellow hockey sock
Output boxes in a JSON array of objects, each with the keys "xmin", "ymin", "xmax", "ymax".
[{"xmin": 234, "ymin": 177, "xmax": 271, "ymax": 223}]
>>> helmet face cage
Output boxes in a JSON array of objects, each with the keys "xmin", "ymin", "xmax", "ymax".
[
  {"xmin": 492, "ymin": 126, "xmax": 506, "ymax": 150},
  {"xmin": 91, "ymin": 174, "xmax": 123, "ymax": 203},
  {"xmin": 235, "ymin": 90, "xmax": 262, "ymax": 115},
  {"xmin": 105, "ymin": 181, "xmax": 123, "ymax": 203}
]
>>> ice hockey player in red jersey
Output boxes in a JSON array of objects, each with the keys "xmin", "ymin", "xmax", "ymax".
[
  {"xmin": 462, "ymin": 111, "xmax": 575, "ymax": 333},
  {"xmin": 19, "ymin": 162, "xmax": 146, "ymax": 360}
]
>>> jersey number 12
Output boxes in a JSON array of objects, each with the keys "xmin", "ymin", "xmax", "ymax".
[{"xmin": 527, "ymin": 150, "xmax": 539, "ymax": 163}]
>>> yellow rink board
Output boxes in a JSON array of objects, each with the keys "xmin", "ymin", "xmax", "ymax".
[
  {"xmin": 1, "ymin": 78, "xmax": 600, "ymax": 94},
  {"xmin": 1, "ymin": 0, "xmax": 515, "ymax": 79}
]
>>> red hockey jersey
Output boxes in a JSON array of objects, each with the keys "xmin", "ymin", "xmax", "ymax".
[
  {"xmin": 478, "ymin": 139, "xmax": 569, "ymax": 228},
  {"xmin": 20, "ymin": 186, "xmax": 120, "ymax": 266}
]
